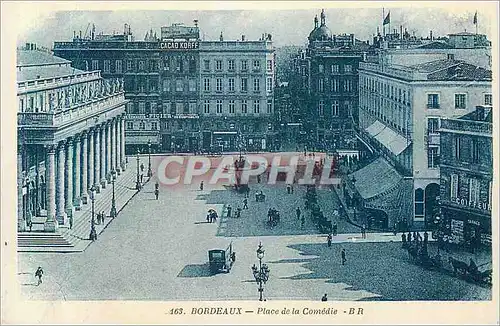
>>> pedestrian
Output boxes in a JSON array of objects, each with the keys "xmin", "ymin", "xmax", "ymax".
[
  {"xmin": 296, "ymin": 207, "xmax": 301, "ymax": 220},
  {"xmin": 243, "ymin": 198, "xmax": 248, "ymax": 209},
  {"xmin": 321, "ymin": 293, "xmax": 328, "ymax": 301},
  {"xmin": 327, "ymin": 234, "xmax": 332, "ymax": 247},
  {"xmin": 291, "ymin": 184, "xmax": 294, "ymax": 194},
  {"xmin": 341, "ymin": 249, "xmax": 347, "ymax": 265},
  {"xmin": 393, "ymin": 223, "xmax": 398, "ymax": 235},
  {"xmin": 301, "ymin": 216, "xmax": 305, "ymax": 228},
  {"xmin": 140, "ymin": 173, "xmax": 144, "ymax": 183},
  {"xmin": 227, "ymin": 205, "xmax": 232, "ymax": 218},
  {"xmin": 200, "ymin": 181, "xmax": 204, "ymax": 191},
  {"xmin": 333, "ymin": 222, "xmax": 338, "ymax": 236},
  {"xmin": 257, "ymin": 174, "xmax": 261, "ymax": 184},
  {"xmin": 28, "ymin": 220, "xmax": 33, "ymax": 232},
  {"xmin": 361, "ymin": 224, "xmax": 366, "ymax": 239},
  {"xmin": 155, "ymin": 188, "xmax": 159, "ymax": 200},
  {"xmin": 35, "ymin": 266, "xmax": 44, "ymax": 286},
  {"xmin": 69, "ymin": 215, "xmax": 73, "ymax": 229},
  {"xmin": 155, "ymin": 181, "xmax": 159, "ymax": 190},
  {"xmin": 140, "ymin": 163, "xmax": 144, "ymax": 172},
  {"xmin": 245, "ymin": 186, "xmax": 250, "ymax": 198},
  {"xmin": 286, "ymin": 184, "xmax": 291, "ymax": 194},
  {"xmin": 206, "ymin": 213, "xmax": 210, "ymax": 223},
  {"xmin": 401, "ymin": 233, "xmax": 407, "ymax": 248},
  {"xmin": 236, "ymin": 207, "xmax": 242, "ymax": 218},
  {"xmin": 407, "ymin": 232, "xmax": 412, "ymax": 244}
]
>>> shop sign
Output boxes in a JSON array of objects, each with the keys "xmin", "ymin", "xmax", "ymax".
[
  {"xmin": 160, "ymin": 41, "xmax": 199, "ymax": 50},
  {"xmin": 451, "ymin": 197, "xmax": 491, "ymax": 211},
  {"xmin": 161, "ymin": 114, "xmax": 199, "ymax": 119},
  {"xmin": 467, "ymin": 219, "xmax": 480, "ymax": 226}
]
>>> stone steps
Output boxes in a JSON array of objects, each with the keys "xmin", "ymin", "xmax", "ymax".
[{"xmin": 17, "ymin": 233, "xmax": 73, "ymax": 247}]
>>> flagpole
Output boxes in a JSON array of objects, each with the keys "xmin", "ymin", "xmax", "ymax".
[{"xmin": 383, "ymin": 7, "xmax": 385, "ymax": 37}]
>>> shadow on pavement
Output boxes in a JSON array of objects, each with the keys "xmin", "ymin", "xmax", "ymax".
[
  {"xmin": 278, "ymin": 241, "xmax": 491, "ymax": 301},
  {"xmin": 177, "ymin": 263, "xmax": 213, "ymax": 278}
]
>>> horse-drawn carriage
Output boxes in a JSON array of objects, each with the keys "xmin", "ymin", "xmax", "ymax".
[
  {"xmin": 267, "ymin": 209, "xmax": 280, "ymax": 227},
  {"xmin": 448, "ymin": 257, "xmax": 492, "ymax": 285},
  {"xmin": 255, "ymin": 191, "xmax": 266, "ymax": 202},
  {"xmin": 208, "ymin": 242, "xmax": 235, "ymax": 274}
]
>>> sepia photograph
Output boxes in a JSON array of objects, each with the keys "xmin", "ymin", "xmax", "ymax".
[{"xmin": 1, "ymin": 1, "xmax": 498, "ymax": 324}]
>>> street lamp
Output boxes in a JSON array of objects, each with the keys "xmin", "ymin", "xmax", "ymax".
[
  {"xmin": 147, "ymin": 139, "xmax": 152, "ymax": 177},
  {"xmin": 135, "ymin": 149, "xmax": 141, "ymax": 190},
  {"xmin": 251, "ymin": 242, "xmax": 270, "ymax": 301},
  {"xmin": 89, "ymin": 185, "xmax": 96, "ymax": 240},
  {"xmin": 110, "ymin": 169, "xmax": 117, "ymax": 218}
]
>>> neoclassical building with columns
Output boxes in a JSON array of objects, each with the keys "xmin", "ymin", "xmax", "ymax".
[{"xmin": 17, "ymin": 45, "xmax": 127, "ymax": 232}]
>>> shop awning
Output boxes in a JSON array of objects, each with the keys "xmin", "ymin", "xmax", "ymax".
[
  {"xmin": 365, "ymin": 120, "xmax": 410, "ymax": 156},
  {"xmin": 348, "ymin": 157, "xmax": 402, "ymax": 200}
]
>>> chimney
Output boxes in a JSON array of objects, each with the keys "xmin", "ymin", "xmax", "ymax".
[
  {"xmin": 430, "ymin": 30, "xmax": 433, "ymax": 40},
  {"xmin": 73, "ymin": 31, "xmax": 76, "ymax": 39},
  {"xmin": 219, "ymin": 31, "xmax": 223, "ymax": 41},
  {"xmin": 400, "ymin": 25, "xmax": 403, "ymax": 40},
  {"xmin": 193, "ymin": 19, "xmax": 198, "ymax": 27},
  {"xmin": 25, "ymin": 42, "xmax": 30, "ymax": 50},
  {"xmin": 79, "ymin": 30, "xmax": 82, "ymax": 39},
  {"xmin": 241, "ymin": 35, "xmax": 245, "ymax": 41}
]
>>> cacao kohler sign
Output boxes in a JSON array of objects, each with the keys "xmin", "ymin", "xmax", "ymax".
[{"xmin": 160, "ymin": 41, "xmax": 199, "ymax": 50}]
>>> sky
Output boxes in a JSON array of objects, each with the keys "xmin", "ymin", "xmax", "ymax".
[{"xmin": 15, "ymin": 3, "xmax": 496, "ymax": 49}]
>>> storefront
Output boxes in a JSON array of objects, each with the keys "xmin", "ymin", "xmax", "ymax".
[{"xmin": 443, "ymin": 206, "xmax": 491, "ymax": 248}]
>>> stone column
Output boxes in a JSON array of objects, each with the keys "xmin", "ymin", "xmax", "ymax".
[
  {"xmin": 116, "ymin": 117, "xmax": 122, "ymax": 174},
  {"xmin": 73, "ymin": 135, "xmax": 82, "ymax": 209},
  {"xmin": 121, "ymin": 116, "xmax": 126, "ymax": 171},
  {"xmin": 44, "ymin": 145, "xmax": 57, "ymax": 232},
  {"xmin": 56, "ymin": 142, "xmax": 67, "ymax": 225},
  {"xmin": 88, "ymin": 129, "xmax": 95, "ymax": 196},
  {"xmin": 106, "ymin": 122, "xmax": 112, "ymax": 183},
  {"xmin": 65, "ymin": 138, "xmax": 74, "ymax": 218},
  {"xmin": 81, "ymin": 132, "xmax": 89, "ymax": 204},
  {"xmin": 100, "ymin": 125, "xmax": 107, "ymax": 188},
  {"xmin": 94, "ymin": 127, "xmax": 101, "ymax": 193},
  {"xmin": 111, "ymin": 119, "xmax": 116, "ymax": 172},
  {"xmin": 113, "ymin": 118, "xmax": 119, "ymax": 173},
  {"xmin": 17, "ymin": 144, "xmax": 25, "ymax": 232}
]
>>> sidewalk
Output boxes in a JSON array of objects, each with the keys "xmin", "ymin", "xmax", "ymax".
[{"xmin": 17, "ymin": 155, "xmax": 150, "ymax": 252}]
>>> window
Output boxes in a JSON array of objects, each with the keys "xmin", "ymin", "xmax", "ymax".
[
  {"xmin": 92, "ymin": 60, "xmax": 99, "ymax": 70},
  {"xmin": 203, "ymin": 100, "xmax": 210, "ymax": 113},
  {"xmin": 228, "ymin": 59, "xmax": 235, "ymax": 71},
  {"xmin": 176, "ymin": 102, "xmax": 183, "ymax": 114},
  {"xmin": 216, "ymin": 60, "xmax": 223, "ymax": 71},
  {"xmin": 332, "ymin": 101, "xmax": 339, "ymax": 116},
  {"xmin": 318, "ymin": 100, "xmax": 324, "ymax": 116},
  {"xmin": 189, "ymin": 79, "xmax": 196, "ymax": 92},
  {"xmin": 204, "ymin": 60, "xmax": 210, "ymax": 71},
  {"xmin": 318, "ymin": 79, "xmax": 324, "ymax": 92},
  {"xmin": 216, "ymin": 78, "xmax": 223, "ymax": 92},
  {"xmin": 241, "ymin": 60, "xmax": 248, "ymax": 71},
  {"xmin": 331, "ymin": 79, "xmax": 339, "ymax": 92},
  {"xmin": 472, "ymin": 139, "xmax": 480, "ymax": 163},
  {"xmin": 344, "ymin": 101, "xmax": 351, "ymax": 116},
  {"xmin": 138, "ymin": 102, "xmax": 145, "ymax": 114},
  {"xmin": 266, "ymin": 77, "xmax": 273, "ymax": 93},
  {"xmin": 163, "ymin": 80, "xmax": 170, "ymax": 92},
  {"xmin": 241, "ymin": 100, "xmax": 248, "ymax": 113},
  {"xmin": 427, "ymin": 118, "xmax": 439, "ymax": 134},
  {"xmin": 151, "ymin": 122, "xmax": 158, "ymax": 130},
  {"xmin": 427, "ymin": 147, "xmax": 439, "ymax": 168},
  {"xmin": 228, "ymin": 78, "xmax": 235, "ymax": 92},
  {"xmin": 415, "ymin": 188, "xmax": 424, "ymax": 217},
  {"xmin": 177, "ymin": 59, "xmax": 183, "ymax": 72},
  {"xmin": 331, "ymin": 64, "xmax": 339, "ymax": 73},
  {"xmin": 203, "ymin": 78, "xmax": 210, "ymax": 92},
  {"xmin": 115, "ymin": 60, "xmax": 122, "ymax": 73},
  {"xmin": 170, "ymin": 102, "xmax": 177, "ymax": 114},
  {"xmin": 344, "ymin": 79, "xmax": 352, "ymax": 92},
  {"xmin": 253, "ymin": 78, "xmax": 260, "ymax": 92},
  {"xmin": 176, "ymin": 80, "xmax": 183, "ymax": 92},
  {"xmin": 138, "ymin": 60, "xmax": 145, "ymax": 71},
  {"xmin": 267, "ymin": 60, "xmax": 273, "ymax": 71},
  {"xmin": 139, "ymin": 122, "xmax": 145, "ymax": 130},
  {"xmin": 127, "ymin": 122, "xmax": 134, "ymax": 129},
  {"xmin": 229, "ymin": 100, "xmax": 235, "ymax": 113},
  {"xmin": 484, "ymin": 94, "xmax": 492, "ymax": 106},
  {"xmin": 450, "ymin": 174, "xmax": 459, "ymax": 199},
  {"xmin": 454, "ymin": 93, "xmax": 466, "ymax": 109},
  {"xmin": 127, "ymin": 60, "xmax": 132, "ymax": 71},
  {"xmin": 318, "ymin": 64, "xmax": 324, "ymax": 73},
  {"xmin": 427, "ymin": 94, "xmax": 440, "ymax": 109},
  {"xmin": 216, "ymin": 100, "xmax": 223, "ymax": 113},
  {"xmin": 241, "ymin": 78, "xmax": 248, "ymax": 92},
  {"xmin": 183, "ymin": 102, "xmax": 190, "ymax": 114},
  {"xmin": 267, "ymin": 99, "xmax": 272, "ymax": 113},
  {"xmin": 189, "ymin": 60, "xmax": 196, "ymax": 73},
  {"xmin": 454, "ymin": 136, "xmax": 461, "ymax": 160},
  {"xmin": 344, "ymin": 64, "xmax": 352, "ymax": 73},
  {"xmin": 253, "ymin": 100, "xmax": 260, "ymax": 113},
  {"xmin": 163, "ymin": 58, "xmax": 170, "ymax": 71},
  {"xmin": 19, "ymin": 98, "xmax": 24, "ymax": 112},
  {"xmin": 469, "ymin": 178, "xmax": 480, "ymax": 203},
  {"xmin": 150, "ymin": 80, "xmax": 157, "ymax": 92},
  {"xmin": 253, "ymin": 60, "xmax": 260, "ymax": 70}
]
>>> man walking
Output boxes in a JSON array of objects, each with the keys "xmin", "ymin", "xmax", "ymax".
[
  {"xmin": 155, "ymin": 188, "xmax": 159, "ymax": 200},
  {"xmin": 296, "ymin": 207, "xmax": 301, "ymax": 220},
  {"xmin": 200, "ymin": 180, "xmax": 204, "ymax": 191},
  {"xmin": 321, "ymin": 293, "xmax": 328, "ymax": 301},
  {"xmin": 327, "ymin": 234, "xmax": 332, "ymax": 247},
  {"xmin": 361, "ymin": 224, "xmax": 366, "ymax": 239},
  {"xmin": 227, "ymin": 205, "xmax": 232, "ymax": 218},
  {"xmin": 341, "ymin": 249, "xmax": 347, "ymax": 265},
  {"xmin": 243, "ymin": 198, "xmax": 248, "ymax": 209},
  {"xmin": 35, "ymin": 266, "xmax": 44, "ymax": 286}
]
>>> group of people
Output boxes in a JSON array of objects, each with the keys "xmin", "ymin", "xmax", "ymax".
[
  {"xmin": 206, "ymin": 209, "xmax": 219, "ymax": 223},
  {"xmin": 95, "ymin": 211, "xmax": 106, "ymax": 225},
  {"xmin": 267, "ymin": 208, "xmax": 281, "ymax": 226},
  {"xmin": 226, "ymin": 205, "xmax": 242, "ymax": 218}
]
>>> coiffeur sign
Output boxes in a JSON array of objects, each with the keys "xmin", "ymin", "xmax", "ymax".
[{"xmin": 160, "ymin": 41, "xmax": 199, "ymax": 50}]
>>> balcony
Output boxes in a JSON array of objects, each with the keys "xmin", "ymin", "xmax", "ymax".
[
  {"xmin": 440, "ymin": 118, "xmax": 492, "ymax": 135},
  {"xmin": 18, "ymin": 92, "xmax": 125, "ymax": 127}
]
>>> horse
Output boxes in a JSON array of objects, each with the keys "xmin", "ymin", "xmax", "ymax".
[
  {"xmin": 407, "ymin": 245, "xmax": 419, "ymax": 262},
  {"xmin": 448, "ymin": 257, "xmax": 468, "ymax": 276}
]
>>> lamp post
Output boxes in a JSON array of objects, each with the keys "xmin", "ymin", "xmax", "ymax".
[
  {"xmin": 110, "ymin": 169, "xmax": 117, "ymax": 218},
  {"xmin": 147, "ymin": 139, "xmax": 152, "ymax": 177},
  {"xmin": 251, "ymin": 242, "xmax": 270, "ymax": 301},
  {"xmin": 135, "ymin": 149, "xmax": 141, "ymax": 190},
  {"xmin": 89, "ymin": 185, "xmax": 96, "ymax": 240}
]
